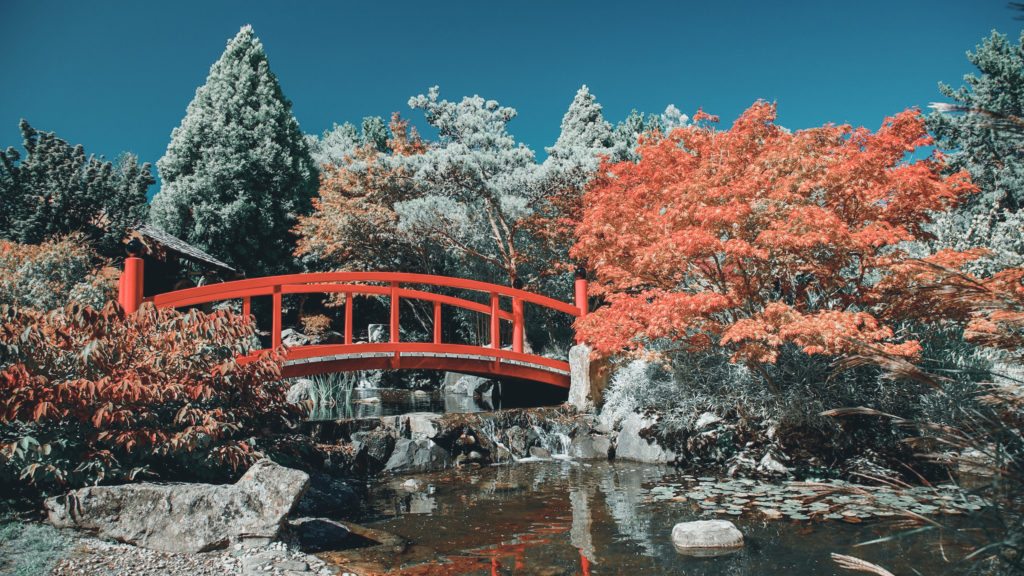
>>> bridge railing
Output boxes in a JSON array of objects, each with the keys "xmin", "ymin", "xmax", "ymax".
[{"xmin": 119, "ymin": 262, "xmax": 587, "ymax": 354}]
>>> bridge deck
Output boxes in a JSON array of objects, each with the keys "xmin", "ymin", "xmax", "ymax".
[{"xmin": 279, "ymin": 343, "xmax": 571, "ymax": 388}]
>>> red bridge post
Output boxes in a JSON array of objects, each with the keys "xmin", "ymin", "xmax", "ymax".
[
  {"xmin": 433, "ymin": 301, "xmax": 442, "ymax": 344},
  {"xmin": 272, "ymin": 285, "xmax": 282, "ymax": 350},
  {"xmin": 119, "ymin": 256, "xmax": 144, "ymax": 314},
  {"xmin": 512, "ymin": 296, "xmax": 524, "ymax": 353},
  {"xmin": 574, "ymin": 267, "xmax": 588, "ymax": 344},
  {"xmin": 344, "ymin": 292, "xmax": 353, "ymax": 345},
  {"xmin": 389, "ymin": 282, "xmax": 400, "ymax": 343},
  {"xmin": 490, "ymin": 292, "xmax": 500, "ymax": 349}
]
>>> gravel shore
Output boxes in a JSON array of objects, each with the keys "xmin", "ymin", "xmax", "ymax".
[{"xmin": 48, "ymin": 535, "xmax": 344, "ymax": 576}]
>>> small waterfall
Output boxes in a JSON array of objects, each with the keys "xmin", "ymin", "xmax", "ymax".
[
  {"xmin": 474, "ymin": 414, "xmax": 514, "ymax": 458},
  {"xmin": 531, "ymin": 421, "xmax": 572, "ymax": 457},
  {"xmin": 457, "ymin": 408, "xmax": 584, "ymax": 462},
  {"xmin": 527, "ymin": 411, "xmax": 578, "ymax": 459}
]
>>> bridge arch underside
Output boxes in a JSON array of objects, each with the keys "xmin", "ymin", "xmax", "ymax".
[{"xmin": 280, "ymin": 344, "xmax": 571, "ymax": 389}]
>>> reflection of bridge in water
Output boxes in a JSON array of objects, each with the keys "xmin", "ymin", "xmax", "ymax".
[{"xmin": 118, "ymin": 258, "xmax": 587, "ymax": 389}]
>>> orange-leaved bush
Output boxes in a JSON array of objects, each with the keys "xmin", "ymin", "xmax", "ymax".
[
  {"xmin": 0, "ymin": 301, "xmax": 298, "ymax": 494},
  {"xmin": 572, "ymin": 102, "xmax": 975, "ymax": 376}
]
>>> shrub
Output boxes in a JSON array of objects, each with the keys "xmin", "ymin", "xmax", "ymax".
[
  {"xmin": 300, "ymin": 313, "xmax": 333, "ymax": 341},
  {"xmin": 0, "ymin": 235, "xmax": 116, "ymax": 311},
  {"xmin": 833, "ymin": 255, "xmax": 1024, "ymax": 573},
  {"xmin": 0, "ymin": 302, "xmax": 301, "ymax": 496}
]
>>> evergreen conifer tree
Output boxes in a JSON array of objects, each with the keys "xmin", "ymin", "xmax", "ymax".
[
  {"xmin": 544, "ymin": 85, "xmax": 614, "ymax": 172},
  {"xmin": 924, "ymin": 30, "xmax": 1024, "ymax": 274},
  {"xmin": 928, "ymin": 30, "xmax": 1024, "ymax": 214},
  {"xmin": 0, "ymin": 120, "xmax": 153, "ymax": 258},
  {"xmin": 149, "ymin": 25, "xmax": 316, "ymax": 275}
]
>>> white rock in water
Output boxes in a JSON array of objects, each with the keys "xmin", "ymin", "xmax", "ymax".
[
  {"xmin": 400, "ymin": 479, "xmax": 422, "ymax": 491},
  {"xmin": 671, "ymin": 520, "xmax": 744, "ymax": 554}
]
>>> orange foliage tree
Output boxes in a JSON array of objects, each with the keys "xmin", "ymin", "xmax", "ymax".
[
  {"xmin": 0, "ymin": 302, "xmax": 298, "ymax": 493},
  {"xmin": 572, "ymin": 102, "xmax": 975, "ymax": 383},
  {"xmin": 294, "ymin": 113, "xmax": 428, "ymax": 272},
  {"xmin": 882, "ymin": 249, "xmax": 1024, "ymax": 358}
]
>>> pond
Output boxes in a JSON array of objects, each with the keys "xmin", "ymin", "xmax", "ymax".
[{"xmin": 322, "ymin": 460, "xmax": 975, "ymax": 575}]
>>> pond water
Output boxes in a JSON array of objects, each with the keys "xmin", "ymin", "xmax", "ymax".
[
  {"xmin": 308, "ymin": 388, "xmax": 499, "ymax": 420},
  {"xmin": 322, "ymin": 460, "xmax": 973, "ymax": 576}
]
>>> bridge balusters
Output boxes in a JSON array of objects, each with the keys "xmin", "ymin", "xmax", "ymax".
[
  {"xmin": 272, "ymin": 285, "xmax": 282, "ymax": 350},
  {"xmin": 344, "ymin": 292, "xmax": 353, "ymax": 345},
  {"xmin": 490, "ymin": 292, "xmax": 500, "ymax": 349},
  {"xmin": 512, "ymin": 297, "xmax": 524, "ymax": 353},
  {"xmin": 433, "ymin": 301, "xmax": 442, "ymax": 344},
  {"xmin": 242, "ymin": 296, "xmax": 251, "ymax": 319},
  {"xmin": 390, "ymin": 282, "xmax": 400, "ymax": 344}
]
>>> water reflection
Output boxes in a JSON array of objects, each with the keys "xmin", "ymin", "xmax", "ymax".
[
  {"xmin": 324, "ymin": 461, "xmax": 972, "ymax": 576},
  {"xmin": 308, "ymin": 388, "xmax": 496, "ymax": 420}
]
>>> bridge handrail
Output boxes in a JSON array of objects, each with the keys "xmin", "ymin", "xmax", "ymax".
[
  {"xmin": 147, "ymin": 272, "xmax": 582, "ymax": 316},
  {"xmin": 133, "ymin": 270, "xmax": 587, "ymax": 354}
]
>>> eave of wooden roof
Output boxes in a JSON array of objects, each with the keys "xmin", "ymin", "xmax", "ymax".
[{"xmin": 134, "ymin": 224, "xmax": 236, "ymax": 273}]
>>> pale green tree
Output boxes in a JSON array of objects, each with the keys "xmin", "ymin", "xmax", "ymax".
[{"xmin": 149, "ymin": 25, "xmax": 316, "ymax": 275}]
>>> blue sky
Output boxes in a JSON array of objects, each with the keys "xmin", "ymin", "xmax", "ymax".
[{"xmin": 1, "ymin": 0, "xmax": 1020, "ymax": 190}]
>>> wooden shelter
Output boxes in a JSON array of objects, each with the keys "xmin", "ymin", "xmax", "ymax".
[{"xmin": 128, "ymin": 224, "xmax": 237, "ymax": 297}]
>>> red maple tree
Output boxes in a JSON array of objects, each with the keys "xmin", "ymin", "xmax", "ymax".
[{"xmin": 571, "ymin": 102, "xmax": 975, "ymax": 379}]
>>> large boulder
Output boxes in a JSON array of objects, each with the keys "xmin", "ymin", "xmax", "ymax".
[
  {"xmin": 352, "ymin": 427, "xmax": 398, "ymax": 474},
  {"xmin": 280, "ymin": 329, "xmax": 311, "ymax": 348},
  {"xmin": 286, "ymin": 378, "xmax": 313, "ymax": 404},
  {"xmin": 615, "ymin": 414, "xmax": 676, "ymax": 463},
  {"xmin": 671, "ymin": 520, "xmax": 744, "ymax": 556},
  {"xmin": 406, "ymin": 412, "xmax": 443, "ymax": 440},
  {"xmin": 569, "ymin": 435, "xmax": 612, "ymax": 460},
  {"xmin": 45, "ymin": 459, "xmax": 309, "ymax": 553},
  {"xmin": 442, "ymin": 373, "xmax": 491, "ymax": 396},
  {"xmin": 568, "ymin": 344, "xmax": 608, "ymax": 413},
  {"xmin": 293, "ymin": 472, "xmax": 361, "ymax": 518},
  {"xmin": 384, "ymin": 438, "xmax": 452, "ymax": 473}
]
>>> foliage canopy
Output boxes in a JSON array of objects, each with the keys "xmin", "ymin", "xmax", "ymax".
[{"xmin": 573, "ymin": 102, "xmax": 974, "ymax": 380}]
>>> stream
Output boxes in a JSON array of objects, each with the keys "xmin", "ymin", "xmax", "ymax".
[{"xmin": 321, "ymin": 459, "xmax": 971, "ymax": 575}]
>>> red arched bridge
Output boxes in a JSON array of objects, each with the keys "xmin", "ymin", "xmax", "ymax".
[{"xmin": 118, "ymin": 258, "xmax": 587, "ymax": 388}]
